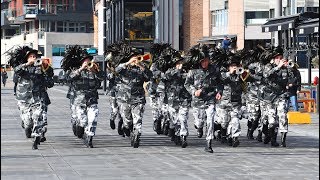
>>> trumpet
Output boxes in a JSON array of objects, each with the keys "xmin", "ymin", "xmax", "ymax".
[
  {"xmin": 136, "ymin": 53, "xmax": 152, "ymax": 62},
  {"xmin": 34, "ymin": 58, "xmax": 42, "ymax": 66},
  {"xmin": 236, "ymin": 67, "xmax": 245, "ymax": 75},
  {"xmin": 287, "ymin": 61, "xmax": 295, "ymax": 68},
  {"xmin": 87, "ymin": 61, "xmax": 95, "ymax": 68}
]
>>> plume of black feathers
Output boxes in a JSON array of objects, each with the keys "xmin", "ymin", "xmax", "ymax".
[
  {"xmin": 104, "ymin": 41, "xmax": 141, "ymax": 69},
  {"xmin": 7, "ymin": 46, "xmax": 33, "ymax": 68},
  {"xmin": 61, "ymin": 45, "xmax": 85, "ymax": 71}
]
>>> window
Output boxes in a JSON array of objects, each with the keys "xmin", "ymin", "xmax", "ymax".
[
  {"xmin": 78, "ymin": 23, "xmax": 86, "ymax": 32},
  {"xmin": 307, "ymin": 7, "xmax": 319, "ymax": 13},
  {"xmin": 245, "ymin": 11, "xmax": 269, "ymax": 24},
  {"xmin": 224, "ymin": 1, "xmax": 228, "ymax": 9},
  {"xmin": 57, "ymin": 21, "xmax": 63, "ymax": 32},
  {"xmin": 297, "ymin": 7, "xmax": 304, "ymax": 13},
  {"xmin": 52, "ymin": 45, "xmax": 65, "ymax": 56},
  {"xmin": 269, "ymin": 9, "xmax": 275, "ymax": 18},
  {"xmin": 69, "ymin": 22, "xmax": 76, "ymax": 32}
]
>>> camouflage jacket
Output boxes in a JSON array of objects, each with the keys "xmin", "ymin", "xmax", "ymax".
[
  {"xmin": 162, "ymin": 68, "xmax": 191, "ymax": 107},
  {"xmin": 14, "ymin": 64, "xmax": 54, "ymax": 104},
  {"xmin": 219, "ymin": 70, "xmax": 243, "ymax": 106},
  {"xmin": 69, "ymin": 69, "xmax": 104, "ymax": 105},
  {"xmin": 147, "ymin": 63, "xmax": 165, "ymax": 96},
  {"xmin": 184, "ymin": 64, "xmax": 222, "ymax": 107},
  {"xmin": 246, "ymin": 62, "xmax": 265, "ymax": 99},
  {"xmin": 262, "ymin": 63, "xmax": 290, "ymax": 102},
  {"xmin": 115, "ymin": 63, "xmax": 153, "ymax": 104}
]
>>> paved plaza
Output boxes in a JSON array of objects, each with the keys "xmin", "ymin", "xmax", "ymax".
[{"xmin": 1, "ymin": 81, "xmax": 319, "ymax": 180}]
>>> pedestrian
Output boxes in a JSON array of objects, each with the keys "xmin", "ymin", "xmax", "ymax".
[
  {"xmin": 8, "ymin": 46, "xmax": 50, "ymax": 150},
  {"xmin": 13, "ymin": 72, "xmax": 18, "ymax": 95},
  {"xmin": 184, "ymin": 44, "xmax": 222, "ymax": 153},
  {"xmin": 1, "ymin": 69, "xmax": 8, "ymax": 87},
  {"xmin": 222, "ymin": 36, "xmax": 231, "ymax": 52},
  {"xmin": 287, "ymin": 60, "xmax": 301, "ymax": 111},
  {"xmin": 115, "ymin": 49, "xmax": 153, "ymax": 148}
]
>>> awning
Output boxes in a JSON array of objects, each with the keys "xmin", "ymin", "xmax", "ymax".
[
  {"xmin": 261, "ymin": 12, "xmax": 319, "ymax": 33},
  {"xmin": 296, "ymin": 18, "xmax": 319, "ymax": 35},
  {"xmin": 198, "ymin": 34, "xmax": 237, "ymax": 44},
  {"xmin": 261, "ymin": 14, "xmax": 299, "ymax": 32}
]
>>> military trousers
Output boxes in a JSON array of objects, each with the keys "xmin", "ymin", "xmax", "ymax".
[
  {"xmin": 74, "ymin": 94, "xmax": 99, "ymax": 136},
  {"xmin": 168, "ymin": 105, "xmax": 189, "ymax": 137},
  {"xmin": 118, "ymin": 102, "xmax": 145, "ymax": 134},
  {"xmin": 215, "ymin": 104, "xmax": 241, "ymax": 138},
  {"xmin": 17, "ymin": 100, "xmax": 45, "ymax": 137},
  {"xmin": 192, "ymin": 104, "xmax": 215, "ymax": 140},
  {"xmin": 110, "ymin": 95, "xmax": 121, "ymax": 121},
  {"xmin": 265, "ymin": 98, "xmax": 288, "ymax": 132}
]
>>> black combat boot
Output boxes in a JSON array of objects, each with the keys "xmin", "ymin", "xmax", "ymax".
[
  {"xmin": 204, "ymin": 139, "xmax": 213, "ymax": 153},
  {"xmin": 154, "ymin": 117, "xmax": 163, "ymax": 135},
  {"xmin": 110, "ymin": 120, "xmax": 115, "ymax": 130},
  {"xmin": 269, "ymin": 128, "xmax": 279, "ymax": 147},
  {"xmin": 256, "ymin": 130, "xmax": 263, "ymax": 142},
  {"xmin": 21, "ymin": 121, "xmax": 25, "ymax": 129},
  {"xmin": 263, "ymin": 125, "xmax": 271, "ymax": 144},
  {"xmin": 118, "ymin": 119, "xmax": 124, "ymax": 136},
  {"xmin": 32, "ymin": 136, "xmax": 41, "ymax": 150},
  {"xmin": 40, "ymin": 133, "xmax": 46, "ymax": 142},
  {"xmin": 76, "ymin": 125, "xmax": 84, "ymax": 139},
  {"xmin": 181, "ymin": 136, "xmax": 188, "ymax": 148},
  {"xmin": 232, "ymin": 137, "xmax": 240, "ymax": 147},
  {"xmin": 280, "ymin": 132, "xmax": 287, "ymax": 147},
  {"xmin": 123, "ymin": 126, "xmax": 131, "ymax": 137},
  {"xmin": 168, "ymin": 128, "xmax": 175, "ymax": 140},
  {"xmin": 197, "ymin": 127, "xmax": 203, "ymax": 138},
  {"xmin": 25, "ymin": 127, "xmax": 32, "ymax": 138},
  {"xmin": 247, "ymin": 121, "xmax": 253, "ymax": 139},
  {"xmin": 83, "ymin": 135, "xmax": 93, "ymax": 148},
  {"xmin": 132, "ymin": 133, "xmax": 141, "ymax": 148},
  {"xmin": 220, "ymin": 128, "xmax": 227, "ymax": 144},
  {"xmin": 174, "ymin": 135, "xmax": 181, "ymax": 145},
  {"xmin": 163, "ymin": 121, "xmax": 169, "ymax": 135},
  {"xmin": 72, "ymin": 122, "xmax": 77, "ymax": 136},
  {"xmin": 227, "ymin": 137, "xmax": 233, "ymax": 146}
]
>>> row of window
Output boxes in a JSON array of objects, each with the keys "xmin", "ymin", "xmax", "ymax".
[
  {"xmin": 52, "ymin": 45, "xmax": 93, "ymax": 56},
  {"xmin": 40, "ymin": 21, "xmax": 93, "ymax": 33}
]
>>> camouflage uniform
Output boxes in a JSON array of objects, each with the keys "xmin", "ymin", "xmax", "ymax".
[
  {"xmin": 115, "ymin": 63, "xmax": 153, "ymax": 148},
  {"xmin": 39, "ymin": 66, "xmax": 54, "ymax": 141},
  {"xmin": 262, "ymin": 63, "xmax": 290, "ymax": 147},
  {"xmin": 147, "ymin": 63, "xmax": 168, "ymax": 135},
  {"xmin": 163, "ymin": 67, "xmax": 191, "ymax": 147},
  {"xmin": 107, "ymin": 70, "xmax": 124, "ymax": 135},
  {"xmin": 245, "ymin": 62, "xmax": 264, "ymax": 139},
  {"xmin": 65, "ymin": 69, "xmax": 78, "ymax": 137},
  {"xmin": 68, "ymin": 68, "xmax": 104, "ymax": 147},
  {"xmin": 215, "ymin": 69, "xmax": 243, "ymax": 147},
  {"xmin": 15, "ymin": 63, "xmax": 53, "ymax": 149},
  {"xmin": 185, "ymin": 64, "xmax": 222, "ymax": 151}
]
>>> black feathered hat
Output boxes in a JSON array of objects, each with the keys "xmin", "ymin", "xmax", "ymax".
[
  {"xmin": 272, "ymin": 46, "xmax": 284, "ymax": 58},
  {"xmin": 61, "ymin": 45, "xmax": 85, "ymax": 71},
  {"xmin": 7, "ymin": 46, "xmax": 41, "ymax": 68}
]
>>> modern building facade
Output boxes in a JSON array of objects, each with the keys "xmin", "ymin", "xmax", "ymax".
[
  {"xmin": 1, "ymin": 0, "xmax": 94, "ymax": 68},
  {"xmin": 95, "ymin": 0, "xmax": 154, "ymax": 53}
]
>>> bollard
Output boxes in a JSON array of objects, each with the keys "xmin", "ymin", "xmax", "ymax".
[{"xmin": 317, "ymin": 84, "xmax": 319, "ymax": 113}]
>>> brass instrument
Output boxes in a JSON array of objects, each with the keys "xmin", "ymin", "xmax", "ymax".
[
  {"xmin": 236, "ymin": 67, "xmax": 245, "ymax": 75},
  {"xmin": 86, "ymin": 60, "xmax": 100, "ymax": 72},
  {"xmin": 34, "ymin": 58, "xmax": 43, "ymax": 66},
  {"xmin": 288, "ymin": 60, "xmax": 295, "ymax": 68},
  {"xmin": 135, "ymin": 53, "xmax": 152, "ymax": 68}
]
